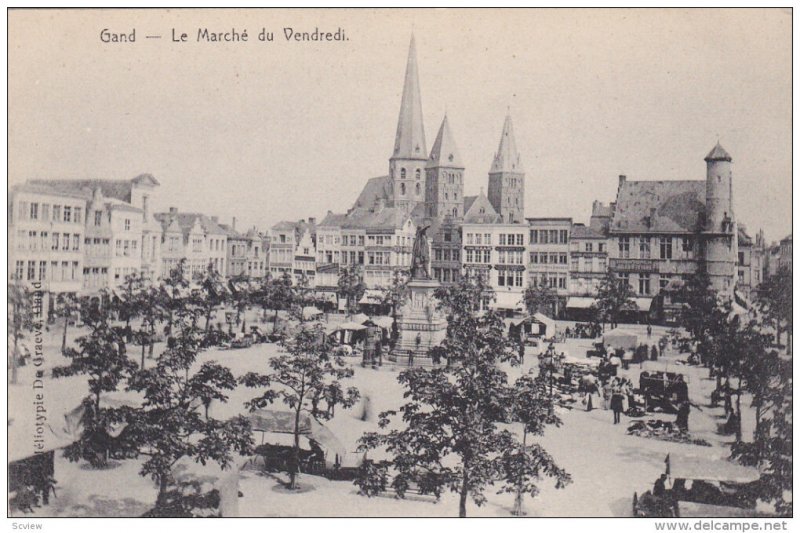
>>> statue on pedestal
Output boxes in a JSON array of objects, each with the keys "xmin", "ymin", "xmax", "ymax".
[{"xmin": 411, "ymin": 224, "xmax": 431, "ymax": 280}]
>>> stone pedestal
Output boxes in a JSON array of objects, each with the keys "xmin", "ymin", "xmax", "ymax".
[{"xmin": 390, "ymin": 278, "xmax": 448, "ymax": 366}]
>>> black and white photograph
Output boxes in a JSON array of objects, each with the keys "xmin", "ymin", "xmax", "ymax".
[{"xmin": 5, "ymin": 7, "xmax": 794, "ymax": 524}]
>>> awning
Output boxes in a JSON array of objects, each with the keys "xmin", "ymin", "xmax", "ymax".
[
  {"xmin": 358, "ymin": 289, "xmax": 384, "ymax": 305},
  {"xmin": 490, "ymin": 291, "xmax": 524, "ymax": 310},
  {"xmin": 369, "ymin": 316, "xmax": 394, "ymax": 330},
  {"xmin": 351, "ymin": 313, "xmax": 370, "ymax": 324},
  {"xmin": 302, "ymin": 306, "xmax": 323, "ymax": 319},
  {"xmin": 566, "ymin": 297, "xmax": 596, "ymax": 309},
  {"xmin": 633, "ymin": 297, "xmax": 653, "ymax": 313},
  {"xmin": 337, "ymin": 321, "xmax": 367, "ymax": 331},
  {"xmin": 315, "ymin": 290, "xmax": 338, "ymax": 304}
]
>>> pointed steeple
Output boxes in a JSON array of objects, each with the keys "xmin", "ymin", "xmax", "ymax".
[
  {"xmin": 427, "ymin": 114, "xmax": 463, "ymax": 168},
  {"xmin": 490, "ymin": 114, "xmax": 524, "ymax": 173},
  {"xmin": 392, "ymin": 35, "xmax": 427, "ymax": 160}
]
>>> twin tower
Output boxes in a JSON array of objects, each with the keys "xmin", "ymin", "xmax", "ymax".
[{"xmin": 388, "ymin": 36, "xmax": 525, "ymax": 223}]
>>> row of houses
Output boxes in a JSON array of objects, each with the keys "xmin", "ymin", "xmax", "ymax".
[{"xmin": 8, "ymin": 175, "xmax": 270, "ymax": 314}]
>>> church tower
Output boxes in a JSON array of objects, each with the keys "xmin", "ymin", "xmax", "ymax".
[
  {"xmin": 390, "ymin": 35, "xmax": 428, "ymax": 215},
  {"xmin": 487, "ymin": 114, "xmax": 525, "ymax": 223},
  {"xmin": 425, "ymin": 115, "xmax": 464, "ymax": 220},
  {"xmin": 703, "ymin": 142, "xmax": 737, "ymax": 295}
]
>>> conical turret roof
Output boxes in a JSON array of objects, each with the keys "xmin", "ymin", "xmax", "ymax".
[
  {"xmin": 391, "ymin": 35, "xmax": 427, "ymax": 160},
  {"xmin": 704, "ymin": 142, "xmax": 732, "ymax": 162},
  {"xmin": 427, "ymin": 114, "xmax": 463, "ymax": 168},
  {"xmin": 490, "ymin": 114, "xmax": 524, "ymax": 173}
]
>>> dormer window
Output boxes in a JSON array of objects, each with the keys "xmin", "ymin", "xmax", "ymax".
[
  {"xmin": 415, "ymin": 169, "xmax": 421, "ymax": 180},
  {"xmin": 401, "ymin": 168, "xmax": 406, "ymax": 179}
]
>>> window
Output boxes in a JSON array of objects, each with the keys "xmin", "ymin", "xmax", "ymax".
[
  {"xmin": 415, "ymin": 169, "xmax": 421, "ymax": 180},
  {"xmin": 64, "ymin": 206, "xmax": 72, "ymax": 222},
  {"xmin": 500, "ymin": 234, "xmax": 507, "ymax": 246},
  {"xmin": 598, "ymin": 243, "xmax": 606, "ymax": 253},
  {"xmin": 475, "ymin": 234, "xmax": 482, "ymax": 245},
  {"xmin": 358, "ymin": 235, "xmax": 365, "ymax": 246},
  {"xmin": 30, "ymin": 203, "xmax": 39, "ymax": 220},
  {"xmin": 484, "ymin": 234, "xmax": 491, "ymax": 245},
  {"xmin": 639, "ymin": 275, "xmax": 651, "ymax": 295},
  {"xmin": 585, "ymin": 242, "xmax": 594, "ymax": 252},
  {"xmin": 52, "ymin": 232, "xmax": 59, "ymax": 250},
  {"xmin": 400, "ymin": 168, "xmax": 406, "ymax": 179},
  {"xmin": 42, "ymin": 204, "xmax": 50, "ymax": 221},
  {"xmin": 74, "ymin": 207, "xmax": 82, "ymax": 223},
  {"xmin": 558, "ymin": 276, "xmax": 567, "ymax": 289},
  {"xmin": 619, "ymin": 237, "xmax": 630, "ymax": 259},
  {"xmin": 466, "ymin": 249, "xmax": 474, "ymax": 263},
  {"xmin": 15, "ymin": 261, "xmax": 24, "ymax": 280},
  {"xmin": 515, "ymin": 271, "xmax": 523, "ymax": 287},
  {"xmin": 444, "ymin": 231, "xmax": 452, "ymax": 242},
  {"xmin": 124, "ymin": 218, "xmax": 131, "ymax": 231},
  {"xmin": 639, "ymin": 237, "xmax": 650, "ymax": 259},
  {"xmin": 659, "ymin": 274, "xmax": 670, "ymax": 290},
  {"xmin": 559, "ymin": 230, "xmax": 569, "ymax": 244},
  {"xmin": 483, "ymin": 249, "xmax": 491, "ymax": 263},
  {"xmin": 62, "ymin": 233, "xmax": 70, "ymax": 251},
  {"xmin": 530, "ymin": 252, "xmax": 538, "ymax": 264},
  {"xmin": 571, "ymin": 257, "xmax": 579, "ymax": 270},
  {"xmin": 466, "ymin": 233, "xmax": 474, "ymax": 245},
  {"xmin": 131, "ymin": 240, "xmax": 138, "ymax": 254},
  {"xmin": 659, "ymin": 237, "xmax": 673, "ymax": 260},
  {"xmin": 94, "ymin": 211, "xmax": 102, "ymax": 226},
  {"xmin": 72, "ymin": 234, "xmax": 79, "ymax": 251},
  {"xmin": 681, "ymin": 237, "xmax": 693, "ymax": 258},
  {"xmin": 27, "ymin": 260, "xmax": 36, "ymax": 281},
  {"xmin": 28, "ymin": 231, "xmax": 37, "ymax": 250},
  {"xmin": 53, "ymin": 205, "xmax": 61, "ymax": 221},
  {"xmin": 39, "ymin": 261, "xmax": 47, "ymax": 281},
  {"xmin": 560, "ymin": 253, "xmax": 568, "ymax": 264}
]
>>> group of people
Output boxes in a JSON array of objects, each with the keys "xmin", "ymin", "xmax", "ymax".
[{"xmin": 583, "ymin": 375, "xmax": 638, "ymax": 424}]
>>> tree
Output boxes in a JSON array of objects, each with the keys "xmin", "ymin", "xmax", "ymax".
[
  {"xmin": 228, "ymin": 275, "xmax": 252, "ymax": 334},
  {"xmin": 678, "ymin": 269, "xmax": 718, "ymax": 349},
  {"xmin": 759, "ymin": 267, "xmax": 792, "ymax": 354},
  {"xmin": 593, "ymin": 271, "xmax": 636, "ymax": 329},
  {"xmin": 357, "ymin": 277, "xmax": 568, "ymax": 517},
  {"xmin": 337, "ymin": 265, "xmax": 366, "ymax": 316},
  {"xmin": 241, "ymin": 323, "xmax": 359, "ymax": 489},
  {"xmin": 523, "ymin": 275, "xmax": 559, "ymax": 318},
  {"xmin": 52, "ymin": 292, "xmax": 81, "ymax": 355},
  {"xmin": 160, "ymin": 259, "xmax": 191, "ymax": 336},
  {"xmin": 8, "ymin": 276, "xmax": 36, "ymax": 385},
  {"xmin": 124, "ymin": 301, "xmax": 253, "ymax": 507},
  {"xmin": 196, "ymin": 263, "xmax": 228, "ymax": 334},
  {"xmin": 504, "ymin": 374, "xmax": 570, "ymax": 515},
  {"xmin": 52, "ymin": 299, "xmax": 138, "ymax": 466}
]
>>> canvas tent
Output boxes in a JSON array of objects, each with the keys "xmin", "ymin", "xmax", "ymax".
[
  {"xmin": 302, "ymin": 306, "xmax": 323, "ymax": 320},
  {"xmin": 247, "ymin": 409, "xmax": 348, "ymax": 467},
  {"xmin": 603, "ymin": 328, "xmax": 638, "ymax": 350},
  {"xmin": 533, "ymin": 313, "xmax": 556, "ymax": 338}
]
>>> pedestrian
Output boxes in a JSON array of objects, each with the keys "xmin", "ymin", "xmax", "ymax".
[
  {"xmin": 611, "ymin": 382, "xmax": 624, "ymax": 424},
  {"xmin": 602, "ymin": 380, "xmax": 612, "ymax": 410},
  {"xmin": 647, "ymin": 324, "xmax": 652, "ymax": 338},
  {"xmin": 518, "ymin": 341, "xmax": 525, "ymax": 366},
  {"xmin": 676, "ymin": 399, "xmax": 690, "ymax": 432}
]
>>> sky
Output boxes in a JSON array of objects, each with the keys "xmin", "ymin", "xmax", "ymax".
[{"xmin": 8, "ymin": 8, "xmax": 792, "ymax": 243}]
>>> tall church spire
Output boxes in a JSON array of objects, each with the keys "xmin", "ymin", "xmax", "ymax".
[
  {"xmin": 487, "ymin": 113, "xmax": 526, "ymax": 223},
  {"xmin": 490, "ymin": 114, "xmax": 523, "ymax": 173},
  {"xmin": 392, "ymin": 35, "xmax": 427, "ymax": 160},
  {"xmin": 390, "ymin": 34, "xmax": 428, "ymax": 215},
  {"xmin": 427, "ymin": 114, "xmax": 463, "ymax": 169}
]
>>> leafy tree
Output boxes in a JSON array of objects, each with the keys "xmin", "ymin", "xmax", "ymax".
[
  {"xmin": 114, "ymin": 272, "xmax": 147, "ymax": 337},
  {"xmin": 758, "ymin": 267, "xmax": 792, "ymax": 354},
  {"xmin": 678, "ymin": 269, "xmax": 718, "ymax": 352},
  {"xmin": 52, "ymin": 292, "xmax": 81, "ymax": 355},
  {"xmin": 160, "ymin": 259, "xmax": 191, "ymax": 336},
  {"xmin": 196, "ymin": 263, "xmax": 229, "ymax": 334},
  {"xmin": 52, "ymin": 299, "xmax": 138, "ymax": 466},
  {"xmin": 523, "ymin": 275, "xmax": 559, "ymax": 318},
  {"xmin": 337, "ymin": 265, "xmax": 366, "ymax": 316},
  {"xmin": 241, "ymin": 324, "xmax": 359, "ymax": 489},
  {"xmin": 593, "ymin": 271, "xmax": 636, "ymax": 329},
  {"xmin": 124, "ymin": 303, "xmax": 253, "ymax": 506},
  {"xmin": 504, "ymin": 374, "xmax": 570, "ymax": 515},
  {"xmin": 8, "ymin": 276, "xmax": 36, "ymax": 385},
  {"xmin": 755, "ymin": 356, "xmax": 792, "ymax": 516},
  {"xmin": 228, "ymin": 275, "xmax": 252, "ymax": 334},
  {"xmin": 358, "ymin": 277, "xmax": 567, "ymax": 517}
]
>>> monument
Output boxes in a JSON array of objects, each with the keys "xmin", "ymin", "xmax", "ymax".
[{"xmin": 391, "ymin": 224, "xmax": 448, "ymax": 366}]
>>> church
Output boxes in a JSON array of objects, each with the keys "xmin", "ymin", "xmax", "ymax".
[{"xmin": 344, "ymin": 35, "xmax": 528, "ymax": 288}]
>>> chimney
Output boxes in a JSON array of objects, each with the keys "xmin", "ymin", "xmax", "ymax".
[
  {"xmin": 618, "ymin": 174, "xmax": 627, "ymax": 187},
  {"xmin": 169, "ymin": 206, "xmax": 178, "ymax": 215},
  {"xmin": 308, "ymin": 217, "xmax": 316, "ymax": 226},
  {"xmin": 232, "ymin": 216, "xmax": 237, "ymax": 231}
]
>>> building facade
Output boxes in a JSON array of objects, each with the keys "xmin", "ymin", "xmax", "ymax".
[{"xmin": 527, "ymin": 218, "xmax": 572, "ymax": 315}]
